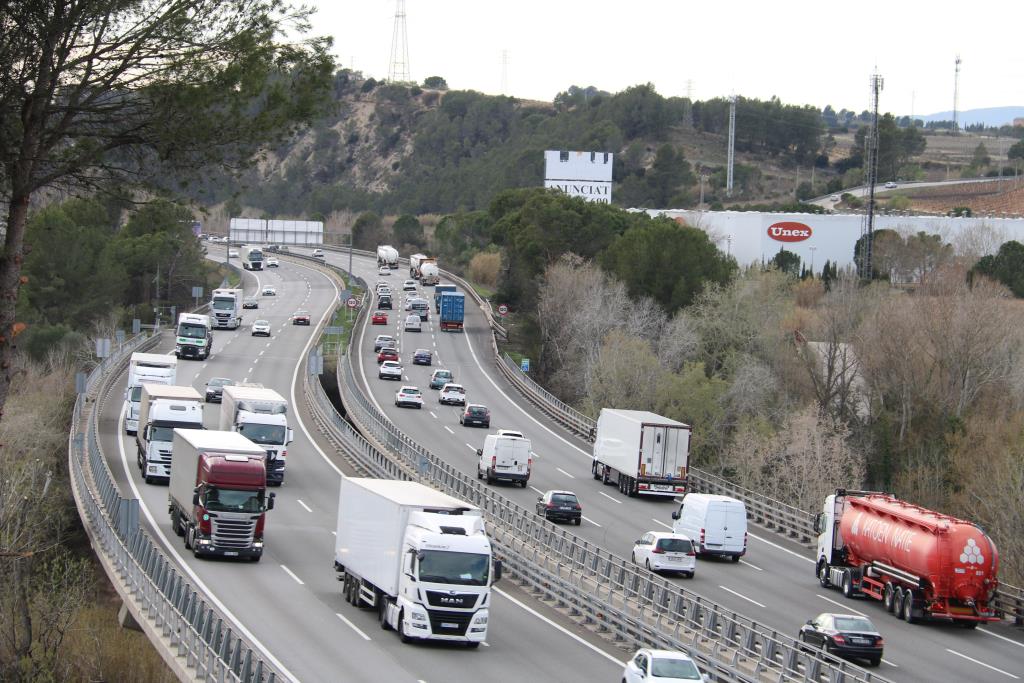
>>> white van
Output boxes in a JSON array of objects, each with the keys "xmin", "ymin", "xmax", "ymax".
[
  {"xmin": 671, "ymin": 493, "xmax": 747, "ymax": 561},
  {"xmin": 477, "ymin": 433, "xmax": 532, "ymax": 487}
]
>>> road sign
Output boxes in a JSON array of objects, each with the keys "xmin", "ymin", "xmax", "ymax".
[
  {"xmin": 520, "ymin": 358, "xmax": 530, "ymax": 373},
  {"xmin": 497, "ymin": 303, "xmax": 509, "ymax": 316},
  {"xmin": 346, "ymin": 297, "xmax": 358, "ymax": 309}
]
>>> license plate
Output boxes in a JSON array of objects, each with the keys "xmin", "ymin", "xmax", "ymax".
[
  {"xmin": 442, "ymin": 622, "xmax": 458, "ymax": 629},
  {"xmin": 651, "ymin": 484, "xmax": 672, "ymax": 491},
  {"xmin": 224, "ymin": 551, "xmax": 238, "ymax": 556}
]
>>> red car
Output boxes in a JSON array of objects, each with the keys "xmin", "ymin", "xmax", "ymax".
[
  {"xmin": 371, "ymin": 311, "xmax": 388, "ymax": 325},
  {"xmin": 292, "ymin": 310, "xmax": 310, "ymax": 325},
  {"xmin": 377, "ymin": 348, "xmax": 399, "ymax": 364}
]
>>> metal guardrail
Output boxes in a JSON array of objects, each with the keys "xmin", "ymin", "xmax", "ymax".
[
  {"xmin": 299, "ymin": 252, "xmax": 889, "ymax": 683},
  {"xmin": 69, "ymin": 334, "xmax": 288, "ymax": 681}
]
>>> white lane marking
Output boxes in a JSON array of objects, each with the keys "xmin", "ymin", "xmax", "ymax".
[
  {"xmin": 248, "ymin": 367, "xmax": 254, "ymax": 373},
  {"xmin": 429, "ymin": 411, "xmax": 437, "ymax": 419},
  {"xmin": 748, "ymin": 531, "xmax": 815, "ymax": 564},
  {"xmin": 740, "ymin": 559, "xmax": 763, "ymax": 571},
  {"xmin": 882, "ymin": 658, "xmax": 899, "ymax": 668},
  {"xmin": 466, "ymin": 443, "xmax": 476, "ymax": 451},
  {"xmin": 555, "ymin": 467, "xmax": 575, "ymax": 479},
  {"xmin": 444, "ymin": 425, "xmax": 454, "ymax": 434},
  {"xmin": 494, "ymin": 587, "xmax": 624, "ymax": 668},
  {"xmin": 259, "ymin": 350, "xmax": 265, "ymax": 356},
  {"xmin": 335, "ymin": 612, "xmax": 372, "ymax": 641},
  {"xmin": 116, "ymin": 404, "xmax": 300, "ymax": 682},
  {"xmin": 978, "ymin": 628, "xmax": 1024, "ymax": 649},
  {"xmin": 583, "ymin": 515, "xmax": 602, "ymax": 527},
  {"xmin": 530, "ymin": 485, "xmax": 544, "ymax": 494},
  {"xmin": 945, "ymin": 649, "xmax": 1019, "ymax": 679},
  {"xmin": 331, "ymin": 531, "xmax": 337, "ymax": 536},
  {"xmin": 651, "ymin": 518, "xmax": 673, "ymax": 530},
  {"xmin": 816, "ymin": 594, "xmax": 867, "ymax": 616},
  {"xmin": 296, "ymin": 499, "xmax": 312, "ymax": 513},
  {"xmin": 719, "ymin": 585, "xmax": 767, "ymax": 609},
  {"xmin": 281, "ymin": 565, "xmax": 305, "ymax": 585},
  {"xmin": 480, "ymin": 641, "xmax": 489, "ymax": 647},
  {"xmin": 598, "ymin": 491, "xmax": 622, "ymax": 505}
]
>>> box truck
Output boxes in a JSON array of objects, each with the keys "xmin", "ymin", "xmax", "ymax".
[
  {"xmin": 333, "ymin": 478, "xmax": 499, "ymax": 646},
  {"xmin": 241, "ymin": 245, "xmax": 264, "ymax": 271},
  {"xmin": 174, "ymin": 312, "xmax": 213, "ymax": 360},
  {"xmin": 376, "ymin": 244, "xmax": 399, "ymax": 269},
  {"xmin": 591, "ymin": 409, "xmax": 690, "ymax": 498},
  {"xmin": 123, "ymin": 353, "xmax": 177, "ymax": 434},
  {"xmin": 476, "ymin": 432, "xmax": 532, "ymax": 486},
  {"xmin": 136, "ymin": 384, "xmax": 204, "ymax": 483},
  {"xmin": 169, "ymin": 429, "xmax": 274, "ymax": 560},
  {"xmin": 433, "ymin": 283, "xmax": 456, "ymax": 312},
  {"xmin": 439, "ymin": 291, "xmax": 465, "ymax": 332},
  {"xmin": 218, "ymin": 385, "xmax": 293, "ymax": 485},
  {"xmin": 815, "ymin": 489, "xmax": 1000, "ymax": 626},
  {"xmin": 210, "ymin": 288, "xmax": 243, "ymax": 329}
]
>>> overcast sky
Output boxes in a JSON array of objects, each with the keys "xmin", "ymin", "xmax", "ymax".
[{"xmin": 310, "ymin": 1, "xmax": 1022, "ymax": 118}]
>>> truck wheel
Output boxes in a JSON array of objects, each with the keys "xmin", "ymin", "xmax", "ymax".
[
  {"xmin": 883, "ymin": 583, "xmax": 896, "ymax": 612},
  {"xmin": 901, "ymin": 590, "xmax": 918, "ymax": 623},
  {"xmin": 817, "ymin": 561, "xmax": 831, "ymax": 588},
  {"xmin": 172, "ymin": 509, "xmax": 184, "ymax": 537},
  {"xmin": 592, "ymin": 462, "xmax": 602, "ymax": 481},
  {"xmin": 184, "ymin": 525, "xmax": 193, "ymax": 550},
  {"xmin": 841, "ymin": 569, "xmax": 856, "ymax": 598},
  {"xmin": 477, "ymin": 468, "xmax": 483, "ymax": 480},
  {"xmin": 398, "ymin": 610, "xmax": 413, "ymax": 643},
  {"xmin": 379, "ymin": 599, "xmax": 392, "ymax": 631}
]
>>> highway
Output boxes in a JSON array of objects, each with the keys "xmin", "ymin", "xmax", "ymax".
[
  {"xmin": 95, "ymin": 256, "xmax": 626, "ymax": 682},
  {"xmin": 310, "ymin": 246, "xmax": 1024, "ymax": 683}
]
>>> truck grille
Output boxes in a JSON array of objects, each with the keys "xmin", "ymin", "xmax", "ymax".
[
  {"xmin": 425, "ymin": 591, "xmax": 478, "ymax": 609},
  {"xmin": 152, "ymin": 449, "xmax": 172, "ymax": 464},
  {"xmin": 426, "ymin": 609, "xmax": 472, "ymax": 636},
  {"xmin": 210, "ymin": 514, "xmax": 257, "ymax": 549}
]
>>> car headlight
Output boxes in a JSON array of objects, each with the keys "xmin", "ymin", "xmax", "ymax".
[{"xmin": 472, "ymin": 614, "xmax": 488, "ymax": 625}]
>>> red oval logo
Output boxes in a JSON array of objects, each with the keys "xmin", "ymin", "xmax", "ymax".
[{"xmin": 767, "ymin": 221, "xmax": 813, "ymax": 242}]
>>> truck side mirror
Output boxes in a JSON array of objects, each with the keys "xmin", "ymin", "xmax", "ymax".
[
  {"xmin": 493, "ymin": 560, "xmax": 502, "ymax": 583},
  {"xmin": 671, "ymin": 510, "xmax": 680, "ymax": 520},
  {"xmin": 192, "ymin": 490, "xmax": 200, "ymax": 506},
  {"xmin": 537, "ymin": 496, "xmax": 543, "ymax": 502},
  {"xmin": 476, "ymin": 448, "xmax": 482, "ymax": 456},
  {"xmin": 267, "ymin": 492, "xmax": 276, "ymax": 511},
  {"xmin": 286, "ymin": 428, "xmax": 294, "ymax": 445}
]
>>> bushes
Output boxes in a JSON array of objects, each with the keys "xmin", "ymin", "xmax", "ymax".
[{"xmin": 468, "ymin": 252, "xmax": 501, "ymax": 288}]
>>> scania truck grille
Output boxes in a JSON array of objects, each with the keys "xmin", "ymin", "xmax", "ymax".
[{"xmin": 210, "ymin": 516, "xmax": 257, "ymax": 549}]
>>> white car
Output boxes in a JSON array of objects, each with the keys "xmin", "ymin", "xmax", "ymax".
[
  {"xmin": 378, "ymin": 360, "xmax": 403, "ymax": 381},
  {"xmin": 395, "ymin": 385, "xmax": 423, "ymax": 408},
  {"xmin": 265, "ymin": 257, "xmax": 279, "ymax": 267},
  {"xmin": 829, "ymin": 195, "xmax": 840, "ymax": 202},
  {"xmin": 404, "ymin": 314, "xmax": 422, "ymax": 332},
  {"xmin": 884, "ymin": 181, "xmax": 898, "ymax": 189},
  {"xmin": 403, "ymin": 279, "xmax": 417, "ymax": 292},
  {"xmin": 251, "ymin": 319, "xmax": 271, "ymax": 337},
  {"xmin": 228, "ymin": 249, "xmax": 239, "ymax": 258},
  {"xmin": 631, "ymin": 531, "xmax": 696, "ymax": 577},
  {"xmin": 312, "ymin": 248, "xmax": 325, "ymax": 258},
  {"xmin": 373, "ymin": 334, "xmax": 396, "ymax": 352},
  {"xmin": 623, "ymin": 649, "xmax": 706, "ymax": 682},
  {"xmin": 378, "ymin": 266, "xmax": 390, "ymax": 276},
  {"xmin": 261, "ymin": 285, "xmax": 276, "ymax": 296},
  {"xmin": 439, "ymin": 383, "xmax": 466, "ymax": 405}
]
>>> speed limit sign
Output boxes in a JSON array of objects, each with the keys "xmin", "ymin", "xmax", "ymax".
[
  {"xmin": 497, "ymin": 303, "xmax": 509, "ymax": 317},
  {"xmin": 346, "ymin": 297, "xmax": 358, "ymax": 309}
]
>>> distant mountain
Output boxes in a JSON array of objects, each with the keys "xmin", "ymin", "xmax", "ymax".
[{"xmin": 914, "ymin": 106, "xmax": 1024, "ymax": 127}]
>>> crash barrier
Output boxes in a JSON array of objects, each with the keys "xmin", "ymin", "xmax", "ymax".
[
  {"xmin": 288, "ymin": 250, "xmax": 891, "ymax": 683},
  {"xmin": 69, "ymin": 335, "xmax": 288, "ymax": 682}
]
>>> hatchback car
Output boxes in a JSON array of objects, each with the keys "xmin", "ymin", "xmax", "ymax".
[
  {"xmin": 251, "ymin": 319, "xmax": 271, "ymax": 336},
  {"xmin": 395, "ymin": 385, "xmax": 423, "ymax": 408},
  {"xmin": 311, "ymin": 248, "xmax": 325, "ymax": 258},
  {"xmin": 242, "ymin": 297, "xmax": 259, "ymax": 309},
  {"xmin": 412, "ymin": 348, "xmax": 432, "ymax": 366},
  {"xmin": 291, "ymin": 310, "xmax": 310, "ymax": 325},
  {"xmin": 377, "ymin": 347, "xmax": 400, "ymax": 364},
  {"xmin": 265, "ymin": 257, "xmax": 279, "ymax": 267},
  {"xmin": 228, "ymin": 249, "xmax": 239, "ymax": 258},
  {"xmin": 403, "ymin": 279, "xmax": 418, "ymax": 292},
  {"xmin": 404, "ymin": 314, "xmax": 422, "ymax": 332},
  {"xmin": 261, "ymin": 285, "xmax": 276, "ymax": 296},
  {"xmin": 204, "ymin": 377, "xmax": 235, "ymax": 403},
  {"xmin": 460, "ymin": 404, "xmax": 490, "ymax": 428},
  {"xmin": 536, "ymin": 490, "xmax": 582, "ymax": 525},
  {"xmin": 799, "ymin": 613, "xmax": 883, "ymax": 667},
  {"xmin": 378, "ymin": 266, "xmax": 390, "ymax": 276},
  {"xmin": 631, "ymin": 532, "xmax": 696, "ymax": 577},
  {"xmin": 378, "ymin": 360, "xmax": 403, "ymax": 381},
  {"xmin": 439, "ymin": 383, "xmax": 466, "ymax": 405},
  {"xmin": 372, "ymin": 311, "xmax": 388, "ymax": 325},
  {"xmin": 622, "ymin": 649, "xmax": 706, "ymax": 682},
  {"xmin": 373, "ymin": 334, "xmax": 396, "ymax": 352},
  {"xmin": 429, "ymin": 369, "xmax": 453, "ymax": 389},
  {"xmin": 378, "ymin": 295, "xmax": 393, "ymax": 310}
]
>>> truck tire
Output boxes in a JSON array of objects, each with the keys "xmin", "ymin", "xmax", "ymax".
[
  {"xmin": 184, "ymin": 524, "xmax": 193, "ymax": 550},
  {"xmin": 883, "ymin": 583, "xmax": 896, "ymax": 612},
  {"xmin": 398, "ymin": 610, "xmax": 413, "ymax": 643},
  {"xmin": 486, "ymin": 469, "xmax": 495, "ymax": 485},
  {"xmin": 602, "ymin": 466, "xmax": 612, "ymax": 486},
  {"xmin": 841, "ymin": 569, "xmax": 856, "ymax": 598},
  {"xmin": 379, "ymin": 598, "xmax": 392, "ymax": 631},
  {"xmin": 817, "ymin": 561, "xmax": 831, "ymax": 588},
  {"xmin": 172, "ymin": 508, "xmax": 184, "ymax": 537},
  {"xmin": 901, "ymin": 589, "xmax": 918, "ymax": 623},
  {"xmin": 592, "ymin": 462, "xmax": 602, "ymax": 481}
]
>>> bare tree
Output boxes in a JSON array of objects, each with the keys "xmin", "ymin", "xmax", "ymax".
[
  {"xmin": 656, "ymin": 313, "xmax": 700, "ymax": 372},
  {"xmin": 582, "ymin": 329, "xmax": 663, "ymax": 414}
]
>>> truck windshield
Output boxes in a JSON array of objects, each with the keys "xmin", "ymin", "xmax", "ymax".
[
  {"xmin": 177, "ymin": 323, "xmax": 207, "ymax": 339},
  {"xmin": 130, "ymin": 386, "xmax": 142, "ymax": 402},
  {"xmin": 149, "ymin": 425, "xmax": 177, "ymax": 442},
  {"xmin": 212, "ymin": 298, "xmax": 235, "ymax": 310},
  {"xmin": 238, "ymin": 423, "xmax": 287, "ymax": 445},
  {"xmin": 417, "ymin": 551, "xmax": 489, "ymax": 586},
  {"xmin": 204, "ymin": 487, "xmax": 264, "ymax": 513}
]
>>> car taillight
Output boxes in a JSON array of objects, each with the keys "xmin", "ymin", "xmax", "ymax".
[
  {"xmin": 573, "ymin": 504, "xmax": 581, "ymax": 510},
  {"xmin": 687, "ymin": 549, "xmax": 696, "ymax": 557},
  {"xmin": 491, "ymin": 456, "xmax": 496, "ymax": 469},
  {"xmin": 652, "ymin": 547, "xmax": 665, "ymax": 554},
  {"xmin": 527, "ymin": 458, "xmax": 532, "ymax": 474},
  {"xmin": 700, "ymin": 528, "xmax": 705, "ymax": 545},
  {"xmin": 876, "ymin": 637, "xmax": 885, "ymax": 647},
  {"xmin": 744, "ymin": 531, "xmax": 748, "ymax": 549},
  {"xmin": 546, "ymin": 503, "xmax": 556, "ymax": 509},
  {"xmin": 832, "ymin": 634, "xmax": 846, "ymax": 645}
]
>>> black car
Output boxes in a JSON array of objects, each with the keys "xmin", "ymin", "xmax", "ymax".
[
  {"xmin": 799, "ymin": 613, "xmax": 883, "ymax": 667},
  {"xmin": 413, "ymin": 348, "xmax": 433, "ymax": 365},
  {"xmin": 378, "ymin": 295, "xmax": 392, "ymax": 310},
  {"xmin": 204, "ymin": 377, "xmax": 235, "ymax": 403},
  {"xmin": 536, "ymin": 490, "xmax": 582, "ymax": 525},
  {"xmin": 460, "ymin": 404, "xmax": 490, "ymax": 428}
]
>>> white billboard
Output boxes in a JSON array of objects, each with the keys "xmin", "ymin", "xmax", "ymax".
[
  {"xmin": 644, "ymin": 209, "xmax": 1024, "ymax": 271},
  {"xmin": 229, "ymin": 218, "xmax": 324, "ymax": 245},
  {"xmin": 544, "ymin": 150, "xmax": 613, "ymax": 204}
]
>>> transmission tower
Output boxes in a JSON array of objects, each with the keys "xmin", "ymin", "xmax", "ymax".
[
  {"xmin": 952, "ymin": 55, "xmax": 961, "ymax": 135},
  {"xmin": 501, "ymin": 49, "xmax": 509, "ymax": 95},
  {"xmin": 858, "ymin": 70, "xmax": 884, "ymax": 280},
  {"xmin": 726, "ymin": 95, "xmax": 736, "ymax": 196},
  {"xmin": 388, "ymin": 0, "xmax": 410, "ymax": 83}
]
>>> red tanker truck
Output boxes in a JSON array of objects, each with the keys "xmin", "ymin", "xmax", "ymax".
[{"xmin": 815, "ymin": 489, "xmax": 999, "ymax": 627}]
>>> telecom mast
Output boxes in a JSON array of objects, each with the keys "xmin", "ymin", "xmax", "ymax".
[
  {"xmin": 952, "ymin": 55, "xmax": 961, "ymax": 135},
  {"xmin": 726, "ymin": 95, "xmax": 736, "ymax": 196},
  {"xmin": 858, "ymin": 70, "xmax": 884, "ymax": 280},
  {"xmin": 388, "ymin": 0, "xmax": 410, "ymax": 83}
]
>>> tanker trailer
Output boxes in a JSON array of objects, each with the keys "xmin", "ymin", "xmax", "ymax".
[{"xmin": 815, "ymin": 489, "xmax": 999, "ymax": 626}]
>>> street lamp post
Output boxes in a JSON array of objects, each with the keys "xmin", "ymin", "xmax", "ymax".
[{"xmin": 809, "ymin": 246, "xmax": 817, "ymax": 275}]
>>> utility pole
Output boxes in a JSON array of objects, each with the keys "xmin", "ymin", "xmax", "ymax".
[
  {"xmin": 726, "ymin": 95, "xmax": 736, "ymax": 197},
  {"xmin": 859, "ymin": 70, "xmax": 884, "ymax": 280}
]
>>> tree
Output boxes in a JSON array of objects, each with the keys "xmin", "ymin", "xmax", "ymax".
[
  {"xmin": 972, "ymin": 142, "xmax": 991, "ymax": 167},
  {"xmin": 422, "ymin": 76, "xmax": 448, "ymax": 90},
  {"xmin": 352, "ymin": 212, "xmax": 385, "ymax": 250},
  {"xmin": 769, "ymin": 249, "xmax": 801, "ymax": 277},
  {"xmin": 1008, "ymin": 139, "xmax": 1024, "ymax": 160},
  {"xmin": 392, "ymin": 214, "xmax": 424, "ymax": 249},
  {"xmin": 970, "ymin": 240, "xmax": 1024, "ymax": 297},
  {"xmin": 0, "ymin": 0, "xmax": 333, "ymax": 424}
]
